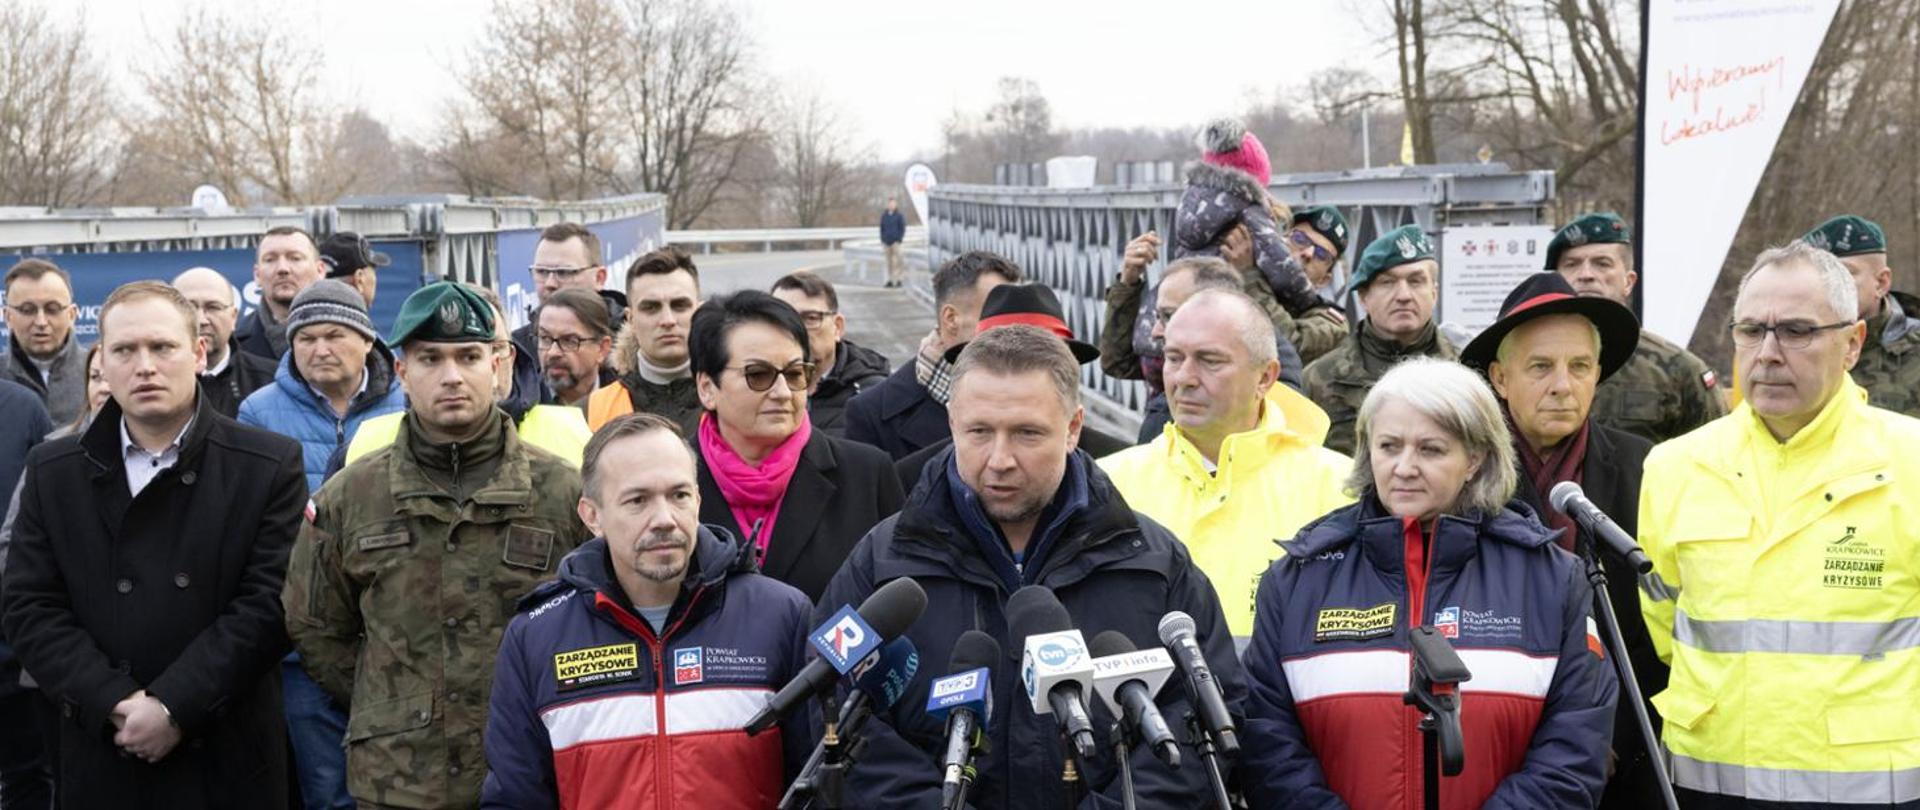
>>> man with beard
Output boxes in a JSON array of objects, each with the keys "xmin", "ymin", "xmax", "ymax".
[
  {"xmin": 481, "ymin": 413, "xmax": 815, "ymax": 808},
  {"xmin": 284, "ymin": 282, "xmax": 590, "ymax": 809},
  {"xmin": 173, "ymin": 267, "xmax": 278, "ymax": 418},
  {"xmin": 237, "ymin": 226, "xmax": 327, "ymax": 361},
  {"xmin": 533, "ymin": 288, "xmax": 616, "ymax": 409}
]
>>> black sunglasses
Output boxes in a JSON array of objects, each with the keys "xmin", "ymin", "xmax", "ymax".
[{"xmin": 730, "ymin": 360, "xmax": 816, "ymax": 392}]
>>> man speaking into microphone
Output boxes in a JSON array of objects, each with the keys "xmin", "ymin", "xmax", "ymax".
[{"xmin": 815, "ymin": 325, "xmax": 1245, "ymax": 809}]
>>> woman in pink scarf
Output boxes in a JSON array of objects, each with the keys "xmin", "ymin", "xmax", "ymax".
[{"xmin": 689, "ymin": 291, "xmax": 905, "ymax": 602}]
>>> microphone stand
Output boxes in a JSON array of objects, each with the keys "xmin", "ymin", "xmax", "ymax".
[
  {"xmin": 1403, "ymin": 626, "xmax": 1467, "ymax": 810},
  {"xmin": 1058, "ymin": 730, "xmax": 1085, "ymax": 810},
  {"xmin": 1578, "ymin": 532, "xmax": 1681, "ymax": 810},
  {"xmin": 1108, "ymin": 720, "xmax": 1138, "ymax": 810},
  {"xmin": 1183, "ymin": 710, "xmax": 1233, "ymax": 810},
  {"xmin": 780, "ymin": 692, "xmax": 876, "ymax": 810}
]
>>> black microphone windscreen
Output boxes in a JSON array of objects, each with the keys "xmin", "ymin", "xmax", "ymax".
[
  {"xmin": 950, "ymin": 630, "xmax": 1001, "ymax": 673},
  {"xmin": 1088, "ymin": 630, "xmax": 1137, "ymax": 659},
  {"xmin": 1157, "ymin": 610, "xmax": 1197, "ymax": 645},
  {"xmin": 859, "ymin": 577, "xmax": 929, "ymax": 639},
  {"xmin": 1006, "ymin": 585, "xmax": 1072, "ymax": 640}
]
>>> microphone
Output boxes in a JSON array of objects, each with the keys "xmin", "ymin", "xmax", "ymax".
[
  {"xmin": 747, "ymin": 577, "xmax": 927, "ymax": 735},
  {"xmin": 1157, "ymin": 611, "xmax": 1239, "ymax": 756},
  {"xmin": 928, "ymin": 630, "xmax": 998, "ymax": 810},
  {"xmin": 1089, "ymin": 631, "xmax": 1181, "ymax": 767},
  {"xmin": 1009, "ymin": 585, "xmax": 1098, "ymax": 762},
  {"xmin": 1549, "ymin": 481, "xmax": 1653, "ymax": 574},
  {"xmin": 850, "ymin": 637, "xmax": 922, "ymax": 712}
]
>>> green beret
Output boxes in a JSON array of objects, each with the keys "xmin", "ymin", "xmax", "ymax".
[
  {"xmin": 389, "ymin": 281, "xmax": 496, "ymax": 345},
  {"xmin": 1544, "ymin": 212, "xmax": 1631, "ymax": 270},
  {"xmin": 1349, "ymin": 224, "xmax": 1436, "ymax": 293},
  {"xmin": 1291, "ymin": 205, "xmax": 1350, "ymax": 257},
  {"xmin": 1803, "ymin": 215, "xmax": 1887, "ymax": 257}
]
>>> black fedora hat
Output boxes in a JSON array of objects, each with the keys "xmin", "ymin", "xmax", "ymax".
[
  {"xmin": 943, "ymin": 283, "xmax": 1101, "ymax": 365},
  {"xmin": 1461, "ymin": 272, "xmax": 1640, "ymax": 382}
]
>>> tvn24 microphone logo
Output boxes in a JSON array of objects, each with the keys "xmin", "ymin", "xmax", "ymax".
[{"xmin": 809, "ymin": 606, "xmax": 881, "ymax": 674}]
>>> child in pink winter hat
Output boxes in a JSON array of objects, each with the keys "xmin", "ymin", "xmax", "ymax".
[{"xmin": 1199, "ymin": 119, "xmax": 1272, "ymax": 186}]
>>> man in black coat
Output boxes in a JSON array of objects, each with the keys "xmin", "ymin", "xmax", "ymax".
[
  {"xmin": 1461, "ymin": 271, "xmax": 1665, "ymax": 810},
  {"xmin": 771, "ymin": 270, "xmax": 891, "ymax": 436},
  {"xmin": 844, "ymin": 251, "xmax": 1020, "ymax": 459},
  {"xmin": 174, "ymin": 267, "xmax": 278, "ymax": 418},
  {"xmin": 817, "ymin": 325, "xmax": 1246, "ymax": 810},
  {"xmin": 0, "ymin": 282, "xmax": 305, "ymax": 810}
]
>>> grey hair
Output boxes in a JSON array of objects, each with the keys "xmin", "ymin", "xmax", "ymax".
[
  {"xmin": 1739, "ymin": 241, "xmax": 1857, "ymax": 322},
  {"xmin": 1162, "ymin": 256, "xmax": 1242, "ymax": 292},
  {"xmin": 1345, "ymin": 357, "xmax": 1517, "ymax": 517},
  {"xmin": 1493, "ymin": 316, "xmax": 1602, "ymax": 367},
  {"xmin": 1178, "ymin": 288, "xmax": 1277, "ymax": 365},
  {"xmin": 951, "ymin": 325, "xmax": 1081, "ymax": 413}
]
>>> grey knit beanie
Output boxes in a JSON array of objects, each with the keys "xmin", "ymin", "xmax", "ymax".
[{"xmin": 286, "ymin": 279, "xmax": 378, "ymax": 342}]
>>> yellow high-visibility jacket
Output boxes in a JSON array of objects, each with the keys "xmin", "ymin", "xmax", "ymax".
[
  {"xmin": 1638, "ymin": 379, "xmax": 1920, "ymax": 805},
  {"xmin": 1100, "ymin": 384, "xmax": 1353, "ymax": 637},
  {"xmin": 343, "ymin": 405, "xmax": 592, "ymax": 469}
]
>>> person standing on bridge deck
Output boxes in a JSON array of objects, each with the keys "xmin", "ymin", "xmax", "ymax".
[
  {"xmin": 689, "ymin": 290, "xmax": 901, "ymax": 602},
  {"xmin": 1302, "ymin": 224, "xmax": 1460, "ymax": 456},
  {"xmin": 879, "ymin": 196, "xmax": 907, "ymax": 288},
  {"xmin": 509, "ymin": 223, "xmax": 626, "ymax": 404},
  {"xmin": 3, "ymin": 281, "xmax": 307, "ymax": 809},
  {"xmin": 2, "ymin": 259, "xmax": 88, "ymax": 425},
  {"xmin": 842, "ymin": 250, "xmax": 1020, "ymax": 460},
  {"xmin": 1637, "ymin": 241, "xmax": 1920, "ymax": 809},
  {"xmin": 174, "ymin": 267, "xmax": 279, "ymax": 419},
  {"xmin": 770, "ymin": 270, "xmax": 890, "ymax": 436},
  {"xmin": 284, "ymin": 282, "xmax": 590, "ymax": 810},
  {"xmin": 1550, "ymin": 212, "xmax": 1725, "ymax": 445},
  {"xmin": 238, "ymin": 226, "xmax": 328, "ymax": 362},
  {"xmin": 587, "ymin": 247, "xmax": 704, "ymax": 437},
  {"xmin": 1803, "ymin": 214, "xmax": 1920, "ymax": 419},
  {"xmin": 317, "ymin": 231, "xmax": 387, "ymax": 309}
]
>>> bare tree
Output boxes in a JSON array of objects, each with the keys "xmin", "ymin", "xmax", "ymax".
[
  {"xmin": 133, "ymin": 6, "xmax": 350, "ymax": 205},
  {"xmin": 0, "ymin": 4, "xmax": 115, "ymax": 206},
  {"xmin": 985, "ymin": 77, "xmax": 1061, "ymax": 167},
  {"xmin": 771, "ymin": 90, "xmax": 867, "ymax": 227}
]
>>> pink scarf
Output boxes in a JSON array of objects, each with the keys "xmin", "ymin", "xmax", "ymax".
[{"xmin": 699, "ymin": 411, "xmax": 812, "ymax": 554}]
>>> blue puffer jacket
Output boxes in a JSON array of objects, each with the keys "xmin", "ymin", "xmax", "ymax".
[
  {"xmin": 1242, "ymin": 496, "xmax": 1617, "ymax": 810},
  {"xmin": 237, "ymin": 342, "xmax": 405, "ymax": 492}
]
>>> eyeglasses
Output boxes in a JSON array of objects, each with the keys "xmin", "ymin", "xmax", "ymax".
[
  {"xmin": 6, "ymin": 302, "xmax": 68, "ymax": 319},
  {"xmin": 730, "ymin": 360, "xmax": 815, "ymax": 392},
  {"xmin": 1288, "ymin": 229, "xmax": 1334, "ymax": 264},
  {"xmin": 536, "ymin": 332, "xmax": 600, "ymax": 352},
  {"xmin": 190, "ymin": 301, "xmax": 232, "ymax": 316},
  {"xmin": 530, "ymin": 265, "xmax": 596, "ymax": 281},
  {"xmin": 794, "ymin": 309, "xmax": 837, "ymax": 328},
  {"xmin": 1729, "ymin": 319, "xmax": 1855, "ymax": 349}
]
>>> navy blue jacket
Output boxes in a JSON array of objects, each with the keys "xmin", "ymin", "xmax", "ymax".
[
  {"xmin": 482, "ymin": 527, "xmax": 815, "ymax": 809},
  {"xmin": 1242, "ymin": 496, "xmax": 1617, "ymax": 809},
  {"xmin": 0, "ymin": 380, "xmax": 50, "ymax": 698},
  {"xmin": 815, "ymin": 448, "xmax": 1247, "ymax": 809},
  {"xmin": 842, "ymin": 361, "xmax": 950, "ymax": 461},
  {"xmin": 880, "ymin": 210, "xmax": 907, "ymax": 245}
]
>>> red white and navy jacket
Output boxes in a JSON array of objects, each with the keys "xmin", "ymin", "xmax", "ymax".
[
  {"xmin": 482, "ymin": 527, "xmax": 815, "ymax": 809},
  {"xmin": 1242, "ymin": 497, "xmax": 1617, "ymax": 810}
]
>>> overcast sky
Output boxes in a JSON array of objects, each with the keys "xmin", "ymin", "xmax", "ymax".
[{"xmin": 81, "ymin": 0, "xmax": 1383, "ymax": 163}]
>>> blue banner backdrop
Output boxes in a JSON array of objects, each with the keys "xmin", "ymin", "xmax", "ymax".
[{"xmin": 496, "ymin": 210, "xmax": 666, "ymax": 331}]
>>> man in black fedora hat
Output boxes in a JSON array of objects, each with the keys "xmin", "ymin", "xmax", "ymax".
[
  {"xmin": 1461, "ymin": 270, "xmax": 1665, "ymax": 810},
  {"xmin": 317, "ymin": 231, "xmax": 389, "ymax": 309},
  {"xmin": 892, "ymin": 282, "xmax": 1131, "ymax": 492}
]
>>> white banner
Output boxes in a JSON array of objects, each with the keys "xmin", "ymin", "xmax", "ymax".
[
  {"xmin": 1641, "ymin": 0, "xmax": 1839, "ymax": 344},
  {"xmin": 1440, "ymin": 225, "xmax": 1557, "ymax": 339},
  {"xmin": 904, "ymin": 164, "xmax": 937, "ymax": 227}
]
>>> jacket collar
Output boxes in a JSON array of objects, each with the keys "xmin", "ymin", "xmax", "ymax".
[
  {"xmin": 529, "ymin": 524, "xmax": 747, "ymax": 636},
  {"xmin": 272, "ymin": 339, "xmax": 398, "ymax": 417},
  {"xmin": 1357, "ymin": 318, "xmax": 1442, "ymax": 364},
  {"xmin": 389, "ymin": 407, "xmax": 531, "ymax": 506},
  {"xmin": 1284, "ymin": 494, "xmax": 1556, "ymax": 575},
  {"xmin": 1157, "ymin": 383, "xmax": 1331, "ymax": 472},
  {"xmin": 697, "ymin": 429, "xmax": 840, "ymax": 580},
  {"xmin": 80, "ymin": 384, "xmax": 220, "ymax": 480}
]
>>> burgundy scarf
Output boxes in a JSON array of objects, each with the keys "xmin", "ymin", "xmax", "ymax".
[{"xmin": 1508, "ymin": 410, "xmax": 1590, "ymax": 551}]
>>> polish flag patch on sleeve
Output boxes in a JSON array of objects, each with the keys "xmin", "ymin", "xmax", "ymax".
[
  {"xmin": 304, "ymin": 499, "xmax": 317, "ymax": 524},
  {"xmin": 1701, "ymin": 369, "xmax": 1718, "ymax": 390},
  {"xmin": 1586, "ymin": 616, "xmax": 1605, "ymax": 659}
]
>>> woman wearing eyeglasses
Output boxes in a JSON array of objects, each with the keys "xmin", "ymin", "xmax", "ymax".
[{"xmin": 688, "ymin": 291, "xmax": 905, "ymax": 602}]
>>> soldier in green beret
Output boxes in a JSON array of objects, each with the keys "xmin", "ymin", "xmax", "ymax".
[
  {"xmin": 283, "ymin": 281, "xmax": 590, "ymax": 809},
  {"xmin": 1805, "ymin": 214, "xmax": 1920, "ymax": 418},
  {"xmin": 1302, "ymin": 223, "xmax": 1460, "ymax": 454},
  {"xmin": 1290, "ymin": 204, "xmax": 1350, "ymax": 304},
  {"xmin": 1549, "ymin": 212, "xmax": 1727, "ymax": 445}
]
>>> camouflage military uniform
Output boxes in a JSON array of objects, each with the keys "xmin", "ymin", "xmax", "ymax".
[
  {"xmin": 1100, "ymin": 269, "xmax": 1345, "ymax": 382},
  {"xmin": 1852, "ymin": 290, "xmax": 1920, "ymax": 419},
  {"xmin": 1588, "ymin": 329, "xmax": 1727, "ymax": 446},
  {"xmin": 1302, "ymin": 320, "xmax": 1459, "ymax": 455},
  {"xmin": 283, "ymin": 408, "xmax": 589, "ymax": 809}
]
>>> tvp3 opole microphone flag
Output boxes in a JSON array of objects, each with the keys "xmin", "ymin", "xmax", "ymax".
[{"xmin": 929, "ymin": 630, "xmax": 999, "ymax": 810}]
